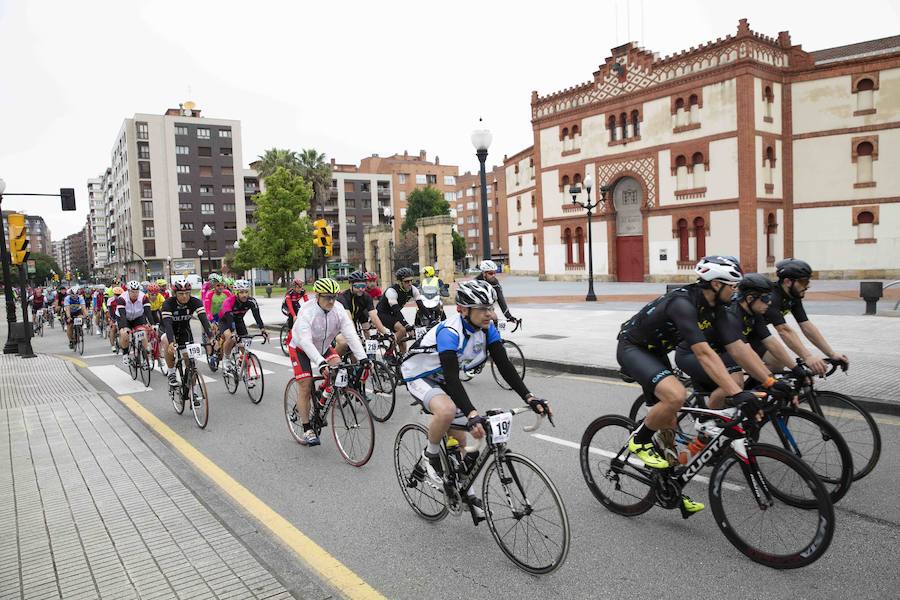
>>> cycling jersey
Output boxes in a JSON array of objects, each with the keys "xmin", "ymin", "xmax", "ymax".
[
  {"xmin": 63, "ymin": 295, "xmax": 85, "ymax": 314},
  {"xmin": 366, "ymin": 286, "xmax": 382, "ymax": 302},
  {"xmin": 203, "ymin": 288, "xmax": 233, "ymax": 322},
  {"xmin": 288, "ymin": 298, "xmax": 365, "ymax": 372},
  {"xmin": 281, "ymin": 289, "xmax": 309, "ymax": 319},
  {"xmin": 147, "ymin": 293, "xmax": 166, "ymax": 312},
  {"xmin": 475, "ymin": 273, "xmax": 513, "ymax": 319},
  {"xmin": 29, "ymin": 294, "xmax": 46, "ymax": 309},
  {"xmin": 337, "ymin": 289, "xmax": 374, "ymax": 324},
  {"xmin": 376, "ymin": 283, "xmax": 421, "ymax": 328},
  {"xmin": 618, "ymin": 284, "xmax": 719, "ymax": 354},
  {"xmin": 719, "ymin": 302, "xmax": 772, "ymax": 357},
  {"xmin": 763, "ymin": 283, "xmax": 809, "ymax": 327},
  {"xmin": 115, "ymin": 292, "xmax": 154, "ymax": 328},
  {"xmin": 402, "ymin": 313, "xmax": 501, "ymax": 383},
  {"xmin": 161, "ymin": 296, "xmax": 211, "ymax": 344},
  {"xmin": 218, "ymin": 295, "xmax": 264, "ymax": 337}
]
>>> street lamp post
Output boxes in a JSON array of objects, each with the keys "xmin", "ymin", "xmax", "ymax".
[
  {"xmin": 0, "ymin": 178, "xmax": 19, "ymax": 354},
  {"xmin": 471, "ymin": 118, "xmax": 493, "ymax": 263},
  {"xmin": 571, "ymin": 174, "xmax": 604, "ymax": 302},
  {"xmin": 196, "ymin": 249, "xmax": 203, "ymax": 280},
  {"xmin": 202, "ymin": 224, "xmax": 213, "ymax": 279},
  {"xmin": 166, "ymin": 255, "xmax": 172, "ymax": 282}
]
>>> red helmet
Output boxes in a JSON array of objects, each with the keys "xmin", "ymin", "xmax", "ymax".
[
  {"xmin": 147, "ymin": 284, "xmax": 160, "ymax": 293},
  {"xmin": 292, "ymin": 277, "xmax": 304, "ymax": 287},
  {"xmin": 365, "ymin": 272, "xmax": 377, "ymax": 281},
  {"xmin": 172, "ymin": 278, "xmax": 192, "ymax": 292}
]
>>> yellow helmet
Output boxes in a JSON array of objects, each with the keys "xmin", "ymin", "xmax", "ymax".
[
  {"xmin": 313, "ymin": 278, "xmax": 340, "ymax": 294},
  {"xmin": 423, "ymin": 266, "xmax": 435, "ymax": 278}
]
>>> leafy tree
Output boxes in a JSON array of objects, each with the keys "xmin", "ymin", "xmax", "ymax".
[
  {"xmin": 401, "ymin": 186, "xmax": 450, "ymax": 233},
  {"xmin": 1, "ymin": 252, "xmax": 61, "ymax": 287},
  {"xmin": 256, "ymin": 148, "xmax": 301, "ymax": 178},
  {"xmin": 452, "ymin": 230, "xmax": 466, "ymax": 262},
  {"xmin": 235, "ymin": 167, "xmax": 314, "ymax": 284}
]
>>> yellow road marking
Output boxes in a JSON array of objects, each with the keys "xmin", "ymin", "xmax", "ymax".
[
  {"xmin": 57, "ymin": 354, "xmax": 88, "ymax": 368},
  {"xmin": 117, "ymin": 394, "xmax": 386, "ymax": 600}
]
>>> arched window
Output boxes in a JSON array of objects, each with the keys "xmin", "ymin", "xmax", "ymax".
[
  {"xmin": 516, "ymin": 198, "xmax": 522, "ymax": 225},
  {"xmin": 677, "ymin": 218, "xmax": 689, "ymax": 262},
  {"xmin": 692, "ymin": 152, "xmax": 706, "ymax": 188},
  {"xmin": 693, "ymin": 217, "xmax": 706, "ymax": 257},
  {"xmin": 688, "ymin": 94, "xmax": 699, "ymax": 124},
  {"xmin": 857, "ymin": 210, "xmax": 875, "ymax": 240},
  {"xmin": 533, "ymin": 234, "xmax": 538, "ymax": 255},
  {"xmin": 572, "ymin": 125, "xmax": 579, "ymax": 137},
  {"xmin": 764, "ymin": 86, "xmax": 774, "ymax": 119},
  {"xmin": 561, "ymin": 127, "xmax": 569, "ymax": 139},
  {"xmin": 631, "ymin": 110, "xmax": 640, "ymax": 137},
  {"xmin": 608, "ymin": 115, "xmax": 617, "ymax": 141},
  {"xmin": 675, "ymin": 97, "xmax": 686, "ymax": 127},
  {"xmin": 575, "ymin": 227, "xmax": 585, "ymax": 265},
  {"xmin": 620, "ymin": 112, "xmax": 628, "ymax": 137},
  {"xmin": 561, "ymin": 127, "xmax": 570, "ymax": 151},
  {"xmin": 766, "ymin": 213, "xmax": 777, "ymax": 262},
  {"xmin": 573, "ymin": 173, "xmax": 582, "ymax": 187},
  {"xmin": 856, "ymin": 141, "xmax": 874, "ymax": 183},
  {"xmin": 675, "ymin": 155, "xmax": 688, "ymax": 190},
  {"xmin": 517, "ymin": 236, "xmax": 523, "ymax": 256},
  {"xmin": 855, "ymin": 78, "xmax": 875, "ymax": 112},
  {"xmin": 561, "ymin": 174, "xmax": 570, "ymax": 192}
]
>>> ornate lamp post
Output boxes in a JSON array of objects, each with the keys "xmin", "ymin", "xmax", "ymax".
[
  {"xmin": 470, "ymin": 118, "xmax": 493, "ymax": 262},
  {"xmin": 196, "ymin": 248, "xmax": 203, "ymax": 279},
  {"xmin": 202, "ymin": 224, "xmax": 213, "ymax": 278},
  {"xmin": 570, "ymin": 174, "xmax": 607, "ymax": 302}
]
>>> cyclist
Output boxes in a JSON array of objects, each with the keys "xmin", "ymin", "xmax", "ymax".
[
  {"xmin": 337, "ymin": 271, "xmax": 391, "ymax": 340},
  {"xmin": 203, "ymin": 274, "xmax": 233, "ymax": 334},
  {"xmin": 63, "ymin": 287, "xmax": 87, "ymax": 349},
  {"xmin": 146, "ymin": 283, "xmax": 166, "ymax": 325},
  {"xmin": 156, "ymin": 278, "xmax": 170, "ymax": 297},
  {"xmin": 365, "ymin": 272, "xmax": 382, "ymax": 302},
  {"xmin": 161, "ymin": 279, "xmax": 214, "ymax": 389},
  {"xmin": 201, "ymin": 272, "xmax": 218, "ymax": 298},
  {"xmin": 282, "ymin": 277, "xmax": 309, "ymax": 330},
  {"xmin": 106, "ymin": 287, "xmax": 123, "ymax": 352},
  {"xmin": 375, "ymin": 267, "xmax": 421, "ymax": 354},
  {"xmin": 616, "ymin": 256, "xmax": 761, "ymax": 515},
  {"xmin": 415, "ymin": 265, "xmax": 447, "ymax": 327},
  {"xmin": 115, "ymin": 280, "xmax": 155, "ymax": 365},
  {"xmin": 400, "ymin": 279, "xmax": 551, "ymax": 520},
  {"xmin": 288, "ymin": 278, "xmax": 369, "ymax": 447},
  {"xmin": 762, "ymin": 259, "xmax": 849, "ymax": 376},
  {"xmin": 474, "ymin": 260, "xmax": 518, "ymax": 325},
  {"xmin": 28, "ymin": 287, "xmax": 47, "ymax": 324},
  {"xmin": 91, "ymin": 285, "xmax": 105, "ymax": 334},
  {"xmin": 218, "ymin": 279, "xmax": 268, "ymax": 373}
]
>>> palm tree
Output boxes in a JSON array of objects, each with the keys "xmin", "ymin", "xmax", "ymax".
[
  {"xmin": 256, "ymin": 148, "xmax": 301, "ymax": 178},
  {"xmin": 297, "ymin": 148, "xmax": 332, "ymax": 221}
]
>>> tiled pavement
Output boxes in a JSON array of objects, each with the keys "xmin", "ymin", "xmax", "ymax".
[{"xmin": 0, "ymin": 355, "xmax": 295, "ymax": 600}]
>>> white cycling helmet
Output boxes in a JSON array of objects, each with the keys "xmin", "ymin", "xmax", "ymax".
[
  {"xmin": 233, "ymin": 279, "xmax": 251, "ymax": 291},
  {"xmin": 126, "ymin": 280, "xmax": 141, "ymax": 291},
  {"xmin": 478, "ymin": 260, "xmax": 499, "ymax": 273},
  {"xmin": 695, "ymin": 256, "xmax": 743, "ymax": 284},
  {"xmin": 456, "ymin": 280, "xmax": 497, "ymax": 308}
]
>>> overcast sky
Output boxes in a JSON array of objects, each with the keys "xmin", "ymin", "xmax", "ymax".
[{"xmin": 1, "ymin": 0, "xmax": 897, "ymax": 241}]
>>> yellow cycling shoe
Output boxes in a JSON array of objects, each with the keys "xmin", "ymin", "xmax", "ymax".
[
  {"xmin": 679, "ymin": 495, "xmax": 705, "ymax": 519},
  {"xmin": 627, "ymin": 435, "xmax": 670, "ymax": 469}
]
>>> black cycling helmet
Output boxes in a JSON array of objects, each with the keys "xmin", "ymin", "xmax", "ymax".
[
  {"xmin": 775, "ymin": 258, "xmax": 812, "ymax": 281},
  {"xmin": 395, "ymin": 267, "xmax": 414, "ymax": 279},
  {"xmin": 348, "ymin": 271, "xmax": 367, "ymax": 283},
  {"xmin": 737, "ymin": 273, "xmax": 773, "ymax": 298}
]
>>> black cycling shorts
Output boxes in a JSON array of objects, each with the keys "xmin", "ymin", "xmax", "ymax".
[
  {"xmin": 674, "ymin": 347, "xmax": 741, "ymax": 394},
  {"xmin": 616, "ymin": 339, "xmax": 674, "ymax": 403},
  {"xmin": 377, "ymin": 311, "xmax": 402, "ymax": 331},
  {"xmin": 124, "ymin": 316, "xmax": 148, "ymax": 329},
  {"xmin": 228, "ymin": 318, "xmax": 249, "ymax": 338}
]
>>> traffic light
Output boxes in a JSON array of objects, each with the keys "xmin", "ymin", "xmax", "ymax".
[
  {"xmin": 7, "ymin": 213, "xmax": 29, "ymax": 265},
  {"xmin": 60, "ymin": 188, "xmax": 76, "ymax": 211},
  {"xmin": 312, "ymin": 219, "xmax": 333, "ymax": 257}
]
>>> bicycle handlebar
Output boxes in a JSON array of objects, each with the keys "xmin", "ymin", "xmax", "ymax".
[{"xmin": 464, "ymin": 406, "xmax": 548, "ymax": 454}]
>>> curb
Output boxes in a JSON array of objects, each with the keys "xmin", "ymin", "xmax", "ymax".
[{"xmin": 528, "ymin": 358, "xmax": 900, "ymax": 417}]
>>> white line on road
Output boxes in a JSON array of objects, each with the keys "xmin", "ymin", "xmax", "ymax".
[
  {"xmin": 252, "ymin": 349, "xmax": 292, "ymax": 367},
  {"xmin": 80, "ymin": 353, "xmax": 116, "ymax": 360},
  {"xmin": 531, "ymin": 432, "xmax": 743, "ymax": 491},
  {"xmin": 89, "ymin": 365, "xmax": 153, "ymax": 394}
]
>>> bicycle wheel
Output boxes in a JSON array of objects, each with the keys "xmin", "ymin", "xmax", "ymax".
[
  {"xmin": 580, "ymin": 415, "xmax": 654, "ymax": 516},
  {"xmin": 283, "ymin": 379, "xmax": 307, "ymax": 444},
  {"xmin": 128, "ymin": 344, "xmax": 139, "ymax": 380},
  {"xmin": 364, "ymin": 360, "xmax": 396, "ymax": 422},
  {"xmin": 393, "ymin": 423, "xmax": 448, "ymax": 521},
  {"xmin": 77, "ymin": 328, "xmax": 84, "ymax": 355},
  {"xmin": 244, "ymin": 352, "xmax": 264, "ymax": 404},
  {"xmin": 171, "ymin": 363, "xmax": 186, "ymax": 415},
  {"xmin": 490, "ymin": 339, "xmax": 526, "ymax": 390},
  {"xmin": 330, "ymin": 387, "xmax": 375, "ymax": 467},
  {"xmin": 811, "ymin": 390, "xmax": 880, "ymax": 480},
  {"xmin": 280, "ymin": 323, "xmax": 290, "ymax": 356},
  {"xmin": 223, "ymin": 359, "xmax": 239, "ymax": 395},
  {"xmin": 482, "ymin": 452, "xmax": 570, "ymax": 575},
  {"xmin": 709, "ymin": 443, "xmax": 835, "ymax": 569},
  {"xmin": 756, "ymin": 408, "xmax": 853, "ymax": 504},
  {"xmin": 189, "ymin": 366, "xmax": 210, "ymax": 429},
  {"xmin": 627, "ymin": 394, "xmax": 649, "ymax": 422},
  {"xmin": 139, "ymin": 346, "xmax": 152, "ymax": 387}
]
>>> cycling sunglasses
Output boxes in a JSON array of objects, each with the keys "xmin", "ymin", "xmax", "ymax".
[
  {"xmin": 756, "ymin": 293, "xmax": 773, "ymax": 304},
  {"xmin": 352, "ymin": 283, "xmax": 367, "ymax": 289},
  {"xmin": 402, "ymin": 279, "xmax": 413, "ymax": 284},
  {"xmin": 318, "ymin": 294, "xmax": 337, "ymax": 301}
]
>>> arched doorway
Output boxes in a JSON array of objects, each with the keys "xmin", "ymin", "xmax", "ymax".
[{"xmin": 613, "ymin": 176, "xmax": 644, "ymax": 281}]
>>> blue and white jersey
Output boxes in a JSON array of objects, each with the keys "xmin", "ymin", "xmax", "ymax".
[
  {"xmin": 400, "ymin": 313, "xmax": 501, "ymax": 382},
  {"xmin": 63, "ymin": 295, "xmax": 86, "ymax": 313}
]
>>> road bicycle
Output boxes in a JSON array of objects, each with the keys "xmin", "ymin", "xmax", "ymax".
[
  {"xmin": 279, "ymin": 320, "xmax": 291, "ymax": 355},
  {"xmin": 70, "ymin": 315, "xmax": 85, "ymax": 355},
  {"xmin": 126, "ymin": 326, "xmax": 153, "ymax": 387},
  {"xmin": 32, "ymin": 308, "xmax": 46, "ymax": 337},
  {"xmin": 222, "ymin": 333, "xmax": 266, "ymax": 404},
  {"xmin": 395, "ymin": 405, "xmax": 569, "ymax": 574},
  {"xmin": 147, "ymin": 327, "xmax": 168, "ymax": 375},
  {"xmin": 283, "ymin": 359, "xmax": 375, "ymax": 466},
  {"xmin": 581, "ymin": 395, "xmax": 835, "ymax": 569},
  {"xmin": 357, "ymin": 334, "xmax": 398, "ymax": 422},
  {"xmin": 459, "ymin": 319, "xmax": 526, "ymax": 390},
  {"xmin": 170, "ymin": 341, "xmax": 210, "ymax": 429}
]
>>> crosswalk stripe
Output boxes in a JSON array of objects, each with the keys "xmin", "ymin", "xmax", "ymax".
[
  {"xmin": 88, "ymin": 365, "xmax": 153, "ymax": 394},
  {"xmin": 252, "ymin": 349, "xmax": 292, "ymax": 367}
]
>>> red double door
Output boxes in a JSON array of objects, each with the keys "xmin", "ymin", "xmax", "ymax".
[{"xmin": 616, "ymin": 235, "xmax": 644, "ymax": 282}]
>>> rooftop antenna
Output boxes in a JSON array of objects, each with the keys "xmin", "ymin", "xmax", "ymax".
[
  {"xmin": 627, "ymin": 0, "xmax": 631, "ymax": 42},
  {"xmin": 615, "ymin": 1, "xmax": 618, "ymax": 45}
]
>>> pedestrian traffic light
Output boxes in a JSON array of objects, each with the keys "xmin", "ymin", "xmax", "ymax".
[
  {"xmin": 60, "ymin": 188, "xmax": 76, "ymax": 211},
  {"xmin": 7, "ymin": 213, "xmax": 29, "ymax": 265},
  {"xmin": 312, "ymin": 219, "xmax": 333, "ymax": 256}
]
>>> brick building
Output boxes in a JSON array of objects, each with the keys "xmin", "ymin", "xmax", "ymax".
[{"xmin": 453, "ymin": 165, "xmax": 508, "ymax": 266}]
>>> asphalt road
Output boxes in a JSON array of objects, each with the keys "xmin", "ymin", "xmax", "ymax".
[{"xmin": 32, "ymin": 320, "xmax": 900, "ymax": 600}]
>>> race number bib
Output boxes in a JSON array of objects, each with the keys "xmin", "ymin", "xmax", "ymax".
[
  {"xmin": 488, "ymin": 413, "xmax": 512, "ymax": 444},
  {"xmin": 244, "ymin": 337, "xmax": 252, "ymax": 348},
  {"xmin": 73, "ymin": 317, "xmax": 83, "ymax": 326},
  {"xmin": 415, "ymin": 327, "xmax": 427, "ymax": 340},
  {"xmin": 133, "ymin": 329, "xmax": 145, "ymax": 341},
  {"xmin": 186, "ymin": 343, "xmax": 202, "ymax": 359},
  {"xmin": 334, "ymin": 369, "xmax": 349, "ymax": 388},
  {"xmin": 365, "ymin": 340, "xmax": 379, "ymax": 356},
  {"xmin": 497, "ymin": 321, "xmax": 508, "ymax": 331}
]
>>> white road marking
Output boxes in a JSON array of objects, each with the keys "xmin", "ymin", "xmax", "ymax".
[
  {"xmin": 252, "ymin": 349, "xmax": 292, "ymax": 367},
  {"xmin": 88, "ymin": 365, "xmax": 153, "ymax": 394},
  {"xmin": 80, "ymin": 353, "xmax": 117, "ymax": 360},
  {"xmin": 531, "ymin": 432, "xmax": 743, "ymax": 491}
]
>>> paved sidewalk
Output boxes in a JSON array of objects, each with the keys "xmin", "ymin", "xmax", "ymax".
[
  {"xmin": 254, "ymin": 297, "xmax": 899, "ymax": 408},
  {"xmin": 0, "ymin": 354, "xmax": 294, "ymax": 600}
]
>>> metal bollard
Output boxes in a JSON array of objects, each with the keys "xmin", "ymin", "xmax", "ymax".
[{"xmin": 859, "ymin": 281, "xmax": 883, "ymax": 315}]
